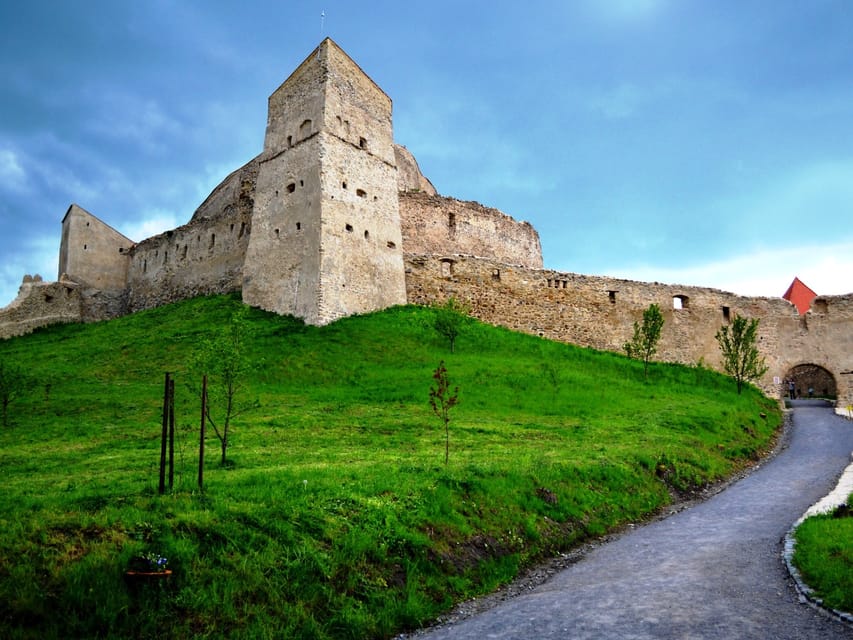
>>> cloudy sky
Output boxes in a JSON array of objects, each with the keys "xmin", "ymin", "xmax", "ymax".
[{"xmin": 2, "ymin": 1, "xmax": 852, "ymax": 307}]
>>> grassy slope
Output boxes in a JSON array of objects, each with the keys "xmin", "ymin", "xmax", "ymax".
[
  {"xmin": 0, "ymin": 295, "xmax": 781, "ymax": 639},
  {"xmin": 793, "ymin": 497, "xmax": 853, "ymax": 613}
]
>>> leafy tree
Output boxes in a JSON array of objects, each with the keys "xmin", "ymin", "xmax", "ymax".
[
  {"xmin": 0, "ymin": 359, "xmax": 33, "ymax": 427},
  {"xmin": 715, "ymin": 313, "xmax": 768, "ymax": 394},
  {"xmin": 624, "ymin": 303, "xmax": 664, "ymax": 380},
  {"xmin": 192, "ymin": 306, "xmax": 257, "ymax": 465},
  {"xmin": 433, "ymin": 297, "xmax": 470, "ymax": 353},
  {"xmin": 429, "ymin": 361, "xmax": 459, "ymax": 465}
]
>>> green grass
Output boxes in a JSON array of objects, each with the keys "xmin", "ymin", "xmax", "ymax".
[
  {"xmin": 793, "ymin": 497, "xmax": 853, "ymax": 613},
  {"xmin": 0, "ymin": 294, "xmax": 781, "ymax": 638}
]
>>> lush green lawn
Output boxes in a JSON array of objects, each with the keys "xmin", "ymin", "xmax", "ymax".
[
  {"xmin": 793, "ymin": 497, "xmax": 853, "ymax": 613},
  {"xmin": 0, "ymin": 295, "xmax": 781, "ymax": 638}
]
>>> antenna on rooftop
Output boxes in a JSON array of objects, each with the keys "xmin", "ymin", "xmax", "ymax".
[{"xmin": 320, "ymin": 10, "xmax": 326, "ymax": 37}]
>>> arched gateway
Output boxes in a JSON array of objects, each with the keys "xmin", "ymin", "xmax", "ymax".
[{"xmin": 784, "ymin": 364, "xmax": 837, "ymax": 400}]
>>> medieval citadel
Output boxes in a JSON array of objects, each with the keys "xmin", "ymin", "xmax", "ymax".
[{"xmin": 1, "ymin": 39, "xmax": 851, "ymax": 406}]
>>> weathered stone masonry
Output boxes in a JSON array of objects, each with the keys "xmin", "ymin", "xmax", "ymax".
[
  {"xmin": 1, "ymin": 38, "xmax": 850, "ymax": 406},
  {"xmin": 404, "ymin": 255, "xmax": 853, "ymax": 404}
]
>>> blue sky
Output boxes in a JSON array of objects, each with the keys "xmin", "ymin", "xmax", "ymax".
[{"xmin": 2, "ymin": 0, "xmax": 852, "ymax": 308}]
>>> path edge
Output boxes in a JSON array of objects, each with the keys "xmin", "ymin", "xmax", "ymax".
[{"xmin": 783, "ymin": 409, "xmax": 853, "ymax": 630}]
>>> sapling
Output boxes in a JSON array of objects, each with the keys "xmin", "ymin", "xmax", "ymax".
[
  {"xmin": 624, "ymin": 303, "xmax": 664, "ymax": 381},
  {"xmin": 429, "ymin": 360, "xmax": 459, "ymax": 465},
  {"xmin": 715, "ymin": 313, "xmax": 768, "ymax": 394}
]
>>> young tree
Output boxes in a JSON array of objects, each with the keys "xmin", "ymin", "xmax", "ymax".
[
  {"xmin": 433, "ymin": 297, "xmax": 470, "ymax": 353},
  {"xmin": 0, "ymin": 359, "xmax": 32, "ymax": 427},
  {"xmin": 623, "ymin": 303, "xmax": 665, "ymax": 380},
  {"xmin": 429, "ymin": 361, "xmax": 459, "ymax": 465},
  {"xmin": 715, "ymin": 313, "xmax": 768, "ymax": 394},
  {"xmin": 192, "ymin": 306, "xmax": 257, "ymax": 465}
]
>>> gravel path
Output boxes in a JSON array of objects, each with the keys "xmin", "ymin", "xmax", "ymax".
[{"xmin": 410, "ymin": 400, "xmax": 853, "ymax": 639}]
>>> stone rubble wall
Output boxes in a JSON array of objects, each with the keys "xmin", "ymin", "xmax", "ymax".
[
  {"xmin": 124, "ymin": 159, "xmax": 257, "ymax": 313},
  {"xmin": 399, "ymin": 191, "xmax": 543, "ymax": 269},
  {"xmin": 404, "ymin": 254, "xmax": 853, "ymax": 405},
  {"xmin": 395, "ymin": 145, "xmax": 436, "ymax": 195},
  {"xmin": 0, "ymin": 277, "xmax": 83, "ymax": 339}
]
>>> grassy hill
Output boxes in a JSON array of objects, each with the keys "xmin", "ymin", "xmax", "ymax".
[{"xmin": 0, "ymin": 294, "xmax": 781, "ymax": 638}]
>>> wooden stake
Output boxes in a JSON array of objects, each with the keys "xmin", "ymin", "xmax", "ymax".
[
  {"xmin": 168, "ymin": 377, "xmax": 175, "ymax": 490},
  {"xmin": 198, "ymin": 375, "xmax": 207, "ymax": 491},
  {"xmin": 159, "ymin": 372, "xmax": 170, "ymax": 495}
]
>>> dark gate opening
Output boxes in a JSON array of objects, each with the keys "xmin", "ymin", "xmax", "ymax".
[{"xmin": 783, "ymin": 364, "xmax": 837, "ymax": 400}]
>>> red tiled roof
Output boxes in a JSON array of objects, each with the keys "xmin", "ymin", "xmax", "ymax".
[{"xmin": 782, "ymin": 277, "xmax": 817, "ymax": 315}]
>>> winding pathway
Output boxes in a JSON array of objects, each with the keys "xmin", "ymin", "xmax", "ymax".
[{"xmin": 415, "ymin": 400, "xmax": 853, "ymax": 639}]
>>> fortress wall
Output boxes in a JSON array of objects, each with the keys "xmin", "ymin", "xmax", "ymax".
[
  {"xmin": 0, "ymin": 278, "xmax": 83, "ymax": 339},
  {"xmin": 59, "ymin": 205, "xmax": 132, "ymax": 290},
  {"xmin": 243, "ymin": 139, "xmax": 323, "ymax": 321},
  {"xmin": 243, "ymin": 42, "xmax": 328, "ymax": 322},
  {"xmin": 322, "ymin": 43, "xmax": 396, "ymax": 168},
  {"xmin": 395, "ymin": 145, "xmax": 436, "ymax": 195},
  {"xmin": 773, "ymin": 296, "xmax": 853, "ymax": 404},
  {"xmin": 125, "ymin": 208, "xmax": 251, "ymax": 314},
  {"xmin": 318, "ymin": 136, "xmax": 406, "ymax": 323},
  {"xmin": 264, "ymin": 49, "xmax": 326, "ymax": 158},
  {"xmin": 400, "ymin": 191, "xmax": 543, "ymax": 269},
  {"xmin": 313, "ymin": 41, "xmax": 406, "ymax": 324},
  {"xmin": 190, "ymin": 157, "xmax": 259, "ymax": 224},
  {"xmin": 123, "ymin": 156, "xmax": 258, "ymax": 313},
  {"xmin": 404, "ymin": 255, "xmax": 853, "ymax": 402}
]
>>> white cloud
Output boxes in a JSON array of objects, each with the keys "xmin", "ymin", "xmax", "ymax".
[
  {"xmin": 119, "ymin": 209, "xmax": 182, "ymax": 242},
  {"xmin": 604, "ymin": 242, "xmax": 853, "ymax": 298},
  {"xmin": 84, "ymin": 94, "xmax": 183, "ymax": 154},
  {"xmin": 0, "ymin": 148, "xmax": 27, "ymax": 192}
]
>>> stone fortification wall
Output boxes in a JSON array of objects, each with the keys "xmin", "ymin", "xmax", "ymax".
[
  {"xmin": 124, "ymin": 159, "xmax": 257, "ymax": 313},
  {"xmin": 773, "ymin": 295, "xmax": 853, "ymax": 404},
  {"xmin": 242, "ymin": 39, "xmax": 332, "ymax": 323},
  {"xmin": 244, "ymin": 37, "xmax": 407, "ymax": 325},
  {"xmin": 59, "ymin": 204, "xmax": 132, "ymax": 291},
  {"xmin": 314, "ymin": 38, "xmax": 406, "ymax": 324},
  {"xmin": 400, "ymin": 191, "xmax": 543, "ymax": 269},
  {"xmin": 395, "ymin": 145, "xmax": 436, "ymax": 195},
  {"xmin": 4, "ymin": 38, "xmax": 849, "ymax": 409},
  {"xmin": 0, "ymin": 276, "xmax": 83, "ymax": 339},
  {"xmin": 404, "ymin": 254, "xmax": 853, "ymax": 405}
]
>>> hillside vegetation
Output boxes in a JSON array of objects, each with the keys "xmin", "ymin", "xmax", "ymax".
[{"xmin": 0, "ymin": 295, "xmax": 781, "ymax": 639}]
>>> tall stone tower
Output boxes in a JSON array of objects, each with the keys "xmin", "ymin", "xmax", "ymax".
[{"xmin": 242, "ymin": 38, "xmax": 407, "ymax": 325}]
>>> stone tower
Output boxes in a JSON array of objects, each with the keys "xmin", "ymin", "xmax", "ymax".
[
  {"xmin": 242, "ymin": 38, "xmax": 407, "ymax": 325},
  {"xmin": 59, "ymin": 204, "xmax": 132, "ymax": 290}
]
